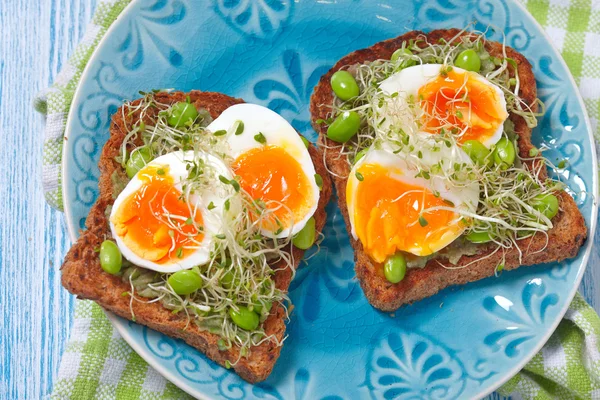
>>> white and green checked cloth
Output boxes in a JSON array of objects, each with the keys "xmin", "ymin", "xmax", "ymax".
[{"xmin": 38, "ymin": 0, "xmax": 600, "ymax": 399}]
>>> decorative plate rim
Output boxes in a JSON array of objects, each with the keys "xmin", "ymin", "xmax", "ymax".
[
  {"xmin": 463, "ymin": 5, "xmax": 598, "ymax": 398},
  {"xmin": 60, "ymin": 0, "xmax": 599, "ymax": 398}
]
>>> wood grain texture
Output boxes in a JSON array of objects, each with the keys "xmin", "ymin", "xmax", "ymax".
[
  {"xmin": 0, "ymin": 0, "xmax": 597, "ymax": 398},
  {"xmin": 0, "ymin": 0, "xmax": 96, "ymax": 398}
]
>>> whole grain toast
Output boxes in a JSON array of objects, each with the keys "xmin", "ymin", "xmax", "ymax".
[
  {"xmin": 61, "ymin": 90, "xmax": 332, "ymax": 383},
  {"xmin": 310, "ymin": 29, "xmax": 587, "ymax": 311}
]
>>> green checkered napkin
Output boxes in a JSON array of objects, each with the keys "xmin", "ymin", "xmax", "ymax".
[
  {"xmin": 34, "ymin": 0, "xmax": 131, "ymax": 211},
  {"xmin": 50, "ymin": 301, "xmax": 192, "ymax": 400},
  {"xmin": 38, "ymin": 0, "xmax": 600, "ymax": 399}
]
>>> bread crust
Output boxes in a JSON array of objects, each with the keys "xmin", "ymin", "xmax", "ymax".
[
  {"xmin": 61, "ymin": 90, "xmax": 332, "ymax": 382},
  {"xmin": 309, "ymin": 29, "xmax": 587, "ymax": 311}
]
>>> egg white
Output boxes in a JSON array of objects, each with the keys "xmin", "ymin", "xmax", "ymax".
[
  {"xmin": 110, "ymin": 150, "xmax": 233, "ymax": 273},
  {"xmin": 207, "ymin": 103, "xmax": 320, "ymax": 238},
  {"xmin": 379, "ymin": 64, "xmax": 507, "ymax": 148},
  {"xmin": 346, "ymin": 140, "xmax": 480, "ymax": 256}
]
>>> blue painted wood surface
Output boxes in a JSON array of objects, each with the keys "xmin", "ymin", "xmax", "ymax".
[
  {"xmin": 0, "ymin": 0, "xmax": 597, "ymax": 398},
  {"xmin": 0, "ymin": 0, "xmax": 97, "ymax": 398}
]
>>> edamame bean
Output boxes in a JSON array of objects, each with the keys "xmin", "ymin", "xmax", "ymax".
[
  {"xmin": 301, "ymin": 136, "xmax": 310, "ymax": 149},
  {"xmin": 167, "ymin": 101, "xmax": 199, "ymax": 128},
  {"xmin": 220, "ymin": 271, "xmax": 236, "ymax": 289},
  {"xmin": 354, "ymin": 148, "xmax": 368, "ymax": 164},
  {"xmin": 391, "ymin": 48, "xmax": 411, "ymax": 62},
  {"xmin": 391, "ymin": 48, "xmax": 416, "ymax": 68},
  {"xmin": 168, "ymin": 270, "xmax": 203, "ymax": 295},
  {"xmin": 454, "ymin": 49, "xmax": 481, "ymax": 72},
  {"xmin": 99, "ymin": 240, "xmax": 122, "ymax": 274},
  {"xmin": 330, "ymin": 71, "xmax": 360, "ymax": 101},
  {"xmin": 253, "ymin": 301, "xmax": 273, "ymax": 315},
  {"xmin": 493, "ymin": 138, "xmax": 516, "ymax": 170},
  {"xmin": 465, "ymin": 231, "xmax": 492, "ymax": 243},
  {"xmin": 462, "ymin": 140, "xmax": 492, "ymax": 167},
  {"xmin": 229, "ymin": 306, "xmax": 260, "ymax": 331},
  {"xmin": 531, "ymin": 193, "xmax": 559, "ymax": 219},
  {"xmin": 327, "ymin": 111, "xmax": 361, "ymax": 143},
  {"xmin": 314, "ymin": 174, "xmax": 323, "ymax": 190},
  {"xmin": 126, "ymin": 147, "xmax": 153, "ymax": 178},
  {"xmin": 292, "ymin": 217, "xmax": 316, "ymax": 250},
  {"xmin": 384, "ymin": 253, "xmax": 407, "ymax": 284}
]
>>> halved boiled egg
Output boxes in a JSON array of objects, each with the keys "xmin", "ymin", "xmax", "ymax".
[
  {"xmin": 379, "ymin": 64, "xmax": 508, "ymax": 148},
  {"xmin": 110, "ymin": 151, "xmax": 233, "ymax": 273},
  {"xmin": 346, "ymin": 142, "xmax": 479, "ymax": 263},
  {"xmin": 207, "ymin": 104, "xmax": 319, "ymax": 239}
]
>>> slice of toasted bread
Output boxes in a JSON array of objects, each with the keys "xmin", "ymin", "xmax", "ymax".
[
  {"xmin": 310, "ymin": 29, "xmax": 587, "ymax": 311},
  {"xmin": 61, "ymin": 90, "xmax": 332, "ymax": 382}
]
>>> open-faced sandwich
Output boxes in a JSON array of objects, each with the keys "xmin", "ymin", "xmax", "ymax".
[
  {"xmin": 61, "ymin": 90, "xmax": 331, "ymax": 382},
  {"xmin": 310, "ymin": 28, "xmax": 587, "ymax": 311}
]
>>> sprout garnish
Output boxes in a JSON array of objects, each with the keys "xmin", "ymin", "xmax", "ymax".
[
  {"xmin": 324, "ymin": 29, "xmax": 565, "ymax": 267},
  {"xmin": 112, "ymin": 93, "xmax": 312, "ymax": 363}
]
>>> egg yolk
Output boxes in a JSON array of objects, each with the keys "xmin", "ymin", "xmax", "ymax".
[
  {"xmin": 350, "ymin": 164, "xmax": 464, "ymax": 262},
  {"xmin": 418, "ymin": 69, "xmax": 508, "ymax": 144},
  {"xmin": 111, "ymin": 165, "xmax": 204, "ymax": 263},
  {"xmin": 232, "ymin": 145, "xmax": 312, "ymax": 232}
]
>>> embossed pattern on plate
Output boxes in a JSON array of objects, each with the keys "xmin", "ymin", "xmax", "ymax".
[{"xmin": 63, "ymin": 0, "xmax": 598, "ymax": 398}]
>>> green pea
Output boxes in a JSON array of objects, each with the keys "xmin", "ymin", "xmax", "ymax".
[
  {"xmin": 462, "ymin": 140, "xmax": 492, "ymax": 167},
  {"xmin": 327, "ymin": 111, "xmax": 361, "ymax": 143},
  {"xmin": 167, "ymin": 101, "xmax": 199, "ymax": 127},
  {"xmin": 99, "ymin": 240, "xmax": 122, "ymax": 274},
  {"xmin": 454, "ymin": 49, "xmax": 481, "ymax": 72},
  {"xmin": 126, "ymin": 147, "xmax": 153, "ymax": 178},
  {"xmin": 330, "ymin": 71, "xmax": 360, "ymax": 101},
  {"xmin": 391, "ymin": 48, "xmax": 416, "ymax": 68},
  {"xmin": 531, "ymin": 193, "xmax": 559, "ymax": 219},
  {"xmin": 493, "ymin": 138, "xmax": 516, "ymax": 170},
  {"xmin": 292, "ymin": 217, "xmax": 316, "ymax": 250},
  {"xmin": 465, "ymin": 231, "xmax": 492, "ymax": 243},
  {"xmin": 229, "ymin": 306, "xmax": 259, "ymax": 331},
  {"xmin": 354, "ymin": 148, "xmax": 369, "ymax": 164},
  {"xmin": 384, "ymin": 253, "xmax": 407, "ymax": 284},
  {"xmin": 253, "ymin": 301, "xmax": 273, "ymax": 315},
  {"xmin": 168, "ymin": 270, "xmax": 203, "ymax": 295},
  {"xmin": 301, "ymin": 136, "xmax": 310, "ymax": 149}
]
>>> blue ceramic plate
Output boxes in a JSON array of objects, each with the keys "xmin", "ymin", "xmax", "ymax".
[{"xmin": 63, "ymin": 0, "xmax": 598, "ymax": 398}]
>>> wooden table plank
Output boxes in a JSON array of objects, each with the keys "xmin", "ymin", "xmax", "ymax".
[
  {"xmin": 0, "ymin": 0, "xmax": 597, "ymax": 398},
  {"xmin": 581, "ymin": 225, "xmax": 600, "ymax": 311},
  {"xmin": 0, "ymin": 0, "xmax": 95, "ymax": 398}
]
